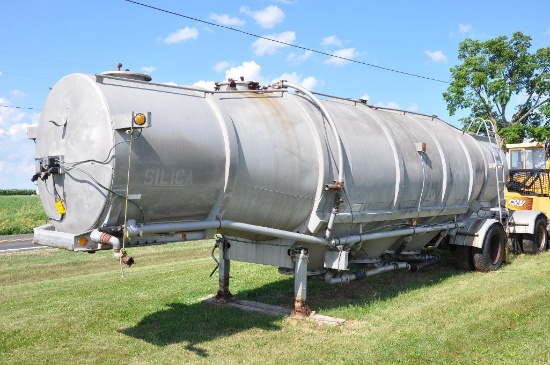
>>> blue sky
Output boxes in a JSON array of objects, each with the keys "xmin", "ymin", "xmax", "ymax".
[{"xmin": 1, "ymin": 0, "xmax": 549, "ymax": 188}]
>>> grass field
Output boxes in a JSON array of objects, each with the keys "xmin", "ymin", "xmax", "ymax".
[
  {"xmin": 1, "ymin": 241, "xmax": 549, "ymax": 365},
  {"xmin": 0, "ymin": 195, "xmax": 47, "ymax": 235}
]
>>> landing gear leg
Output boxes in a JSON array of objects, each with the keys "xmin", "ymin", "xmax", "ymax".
[
  {"xmin": 291, "ymin": 248, "xmax": 312, "ymax": 317},
  {"xmin": 215, "ymin": 238, "xmax": 233, "ymax": 302}
]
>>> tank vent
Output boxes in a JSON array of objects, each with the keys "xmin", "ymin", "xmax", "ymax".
[
  {"xmin": 99, "ymin": 71, "xmax": 152, "ymax": 82},
  {"xmin": 215, "ymin": 78, "xmax": 261, "ymax": 91}
]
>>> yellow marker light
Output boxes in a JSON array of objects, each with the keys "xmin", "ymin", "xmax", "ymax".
[
  {"xmin": 134, "ymin": 113, "xmax": 146, "ymax": 126},
  {"xmin": 78, "ymin": 237, "xmax": 88, "ymax": 246},
  {"xmin": 55, "ymin": 199, "xmax": 66, "ymax": 215}
]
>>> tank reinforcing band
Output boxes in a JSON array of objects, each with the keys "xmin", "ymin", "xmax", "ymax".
[{"xmin": 273, "ymin": 81, "xmax": 346, "ymax": 240}]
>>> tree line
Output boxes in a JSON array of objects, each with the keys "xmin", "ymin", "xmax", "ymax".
[{"xmin": 0, "ymin": 189, "xmax": 37, "ymax": 196}]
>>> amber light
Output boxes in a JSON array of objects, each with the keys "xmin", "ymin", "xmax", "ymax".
[
  {"xmin": 134, "ymin": 113, "xmax": 146, "ymax": 126},
  {"xmin": 78, "ymin": 237, "xmax": 88, "ymax": 246}
]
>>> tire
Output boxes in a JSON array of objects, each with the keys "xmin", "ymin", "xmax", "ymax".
[
  {"xmin": 522, "ymin": 217, "xmax": 548, "ymax": 254},
  {"xmin": 472, "ymin": 223, "xmax": 505, "ymax": 272},
  {"xmin": 454, "ymin": 245, "xmax": 474, "ymax": 271}
]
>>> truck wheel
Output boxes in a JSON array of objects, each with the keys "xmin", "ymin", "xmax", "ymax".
[
  {"xmin": 473, "ymin": 223, "xmax": 505, "ymax": 272},
  {"xmin": 522, "ymin": 217, "xmax": 548, "ymax": 254},
  {"xmin": 454, "ymin": 245, "xmax": 474, "ymax": 271}
]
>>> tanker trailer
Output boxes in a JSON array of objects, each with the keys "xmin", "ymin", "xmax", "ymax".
[{"xmin": 28, "ymin": 70, "xmax": 526, "ymax": 315}]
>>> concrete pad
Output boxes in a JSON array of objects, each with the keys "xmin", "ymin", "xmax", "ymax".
[{"xmin": 201, "ymin": 295, "xmax": 345, "ymax": 326}]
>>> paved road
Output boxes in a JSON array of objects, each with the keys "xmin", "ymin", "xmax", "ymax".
[{"xmin": 0, "ymin": 234, "xmax": 48, "ymax": 253}]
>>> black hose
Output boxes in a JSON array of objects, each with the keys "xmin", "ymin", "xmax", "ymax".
[{"xmin": 409, "ymin": 256, "xmax": 440, "ymax": 272}]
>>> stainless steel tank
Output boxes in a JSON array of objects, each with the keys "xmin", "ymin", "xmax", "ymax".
[{"xmin": 30, "ymin": 72, "xmax": 506, "ymax": 261}]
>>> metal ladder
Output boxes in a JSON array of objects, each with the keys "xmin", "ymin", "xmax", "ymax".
[{"xmin": 467, "ymin": 118, "xmax": 506, "ymax": 222}]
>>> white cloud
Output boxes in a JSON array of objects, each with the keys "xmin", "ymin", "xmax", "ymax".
[
  {"xmin": 240, "ymin": 5, "xmax": 285, "ymax": 28},
  {"xmin": 0, "ymin": 71, "xmax": 3, "ymax": 76},
  {"xmin": 360, "ymin": 94, "xmax": 370, "ymax": 102},
  {"xmin": 324, "ymin": 48, "xmax": 360, "ymax": 66},
  {"xmin": 545, "ymin": 28, "xmax": 550, "ymax": 35},
  {"xmin": 162, "ymin": 81, "xmax": 179, "ymax": 86},
  {"xmin": 407, "ymin": 103, "xmax": 420, "ymax": 112},
  {"xmin": 451, "ymin": 23, "xmax": 474, "ymax": 37},
  {"xmin": 162, "ymin": 27, "xmax": 199, "ymax": 44},
  {"xmin": 209, "ymin": 13, "xmax": 245, "ymax": 26},
  {"xmin": 191, "ymin": 60, "xmax": 300, "ymax": 89},
  {"xmin": 252, "ymin": 31, "xmax": 295, "ymax": 56},
  {"xmin": 321, "ymin": 35, "xmax": 342, "ymax": 47},
  {"xmin": 424, "ymin": 50, "xmax": 448, "ymax": 63},
  {"xmin": 11, "ymin": 90, "xmax": 27, "ymax": 98},
  {"xmin": 458, "ymin": 23, "xmax": 472, "ymax": 35},
  {"xmin": 183, "ymin": 61, "xmax": 266, "ymax": 90},
  {"xmin": 140, "ymin": 66, "xmax": 156, "ymax": 73},
  {"xmin": 225, "ymin": 61, "xmax": 263, "ymax": 83},
  {"xmin": 0, "ymin": 122, "xmax": 34, "ymax": 138},
  {"xmin": 0, "ymin": 96, "xmax": 39, "ymax": 188},
  {"xmin": 193, "ymin": 80, "xmax": 216, "ymax": 91},
  {"xmin": 214, "ymin": 61, "xmax": 231, "ymax": 72},
  {"xmin": 287, "ymin": 50, "xmax": 313, "ymax": 64},
  {"xmin": 301, "ymin": 76, "xmax": 318, "ymax": 90},
  {"xmin": 273, "ymin": 72, "xmax": 318, "ymax": 90},
  {"xmin": 0, "ymin": 105, "xmax": 25, "ymax": 127},
  {"xmin": 375, "ymin": 101, "xmax": 401, "ymax": 109},
  {"xmin": 0, "ymin": 135, "xmax": 37, "ymax": 188}
]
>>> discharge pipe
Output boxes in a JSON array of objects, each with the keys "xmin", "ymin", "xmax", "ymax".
[
  {"xmin": 124, "ymin": 220, "xmax": 331, "ymax": 246},
  {"xmin": 330, "ymin": 222, "xmax": 465, "ymax": 246},
  {"xmin": 325, "ymin": 255, "xmax": 440, "ymax": 284},
  {"xmin": 90, "ymin": 230, "xmax": 134, "ymax": 266},
  {"xmin": 121, "ymin": 220, "xmax": 464, "ymax": 249},
  {"xmin": 325, "ymin": 262, "xmax": 411, "ymax": 284}
]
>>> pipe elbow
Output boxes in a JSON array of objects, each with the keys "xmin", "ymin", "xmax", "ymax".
[
  {"xmin": 90, "ymin": 229, "xmax": 121, "ymax": 249},
  {"xmin": 90, "ymin": 230, "xmax": 133, "ymax": 267}
]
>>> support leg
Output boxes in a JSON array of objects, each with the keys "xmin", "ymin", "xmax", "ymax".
[
  {"xmin": 215, "ymin": 238, "xmax": 233, "ymax": 302},
  {"xmin": 291, "ymin": 248, "xmax": 312, "ymax": 317}
]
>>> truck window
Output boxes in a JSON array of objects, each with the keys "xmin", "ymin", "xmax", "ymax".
[
  {"xmin": 510, "ymin": 150, "xmax": 523, "ymax": 169},
  {"xmin": 532, "ymin": 148, "xmax": 546, "ymax": 169}
]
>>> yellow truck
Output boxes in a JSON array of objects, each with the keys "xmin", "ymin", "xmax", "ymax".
[{"xmin": 505, "ymin": 141, "xmax": 550, "ymax": 253}]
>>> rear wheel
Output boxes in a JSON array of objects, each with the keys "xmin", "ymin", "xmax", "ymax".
[
  {"xmin": 522, "ymin": 217, "xmax": 548, "ymax": 254},
  {"xmin": 473, "ymin": 223, "xmax": 505, "ymax": 272}
]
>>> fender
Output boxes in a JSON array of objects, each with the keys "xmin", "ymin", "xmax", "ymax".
[
  {"xmin": 451, "ymin": 217, "xmax": 500, "ymax": 249},
  {"xmin": 508, "ymin": 210, "xmax": 546, "ymax": 235}
]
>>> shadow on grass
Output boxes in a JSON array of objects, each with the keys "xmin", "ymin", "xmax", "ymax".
[
  {"xmin": 120, "ymin": 301, "xmax": 281, "ymax": 357},
  {"xmin": 237, "ymin": 250, "xmax": 465, "ymax": 310},
  {"xmin": 121, "ymin": 251, "xmax": 465, "ymax": 356}
]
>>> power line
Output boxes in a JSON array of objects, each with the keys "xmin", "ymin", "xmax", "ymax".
[
  {"xmin": 123, "ymin": 0, "xmax": 450, "ymax": 84},
  {"xmin": 1, "ymin": 105, "xmax": 42, "ymax": 111}
]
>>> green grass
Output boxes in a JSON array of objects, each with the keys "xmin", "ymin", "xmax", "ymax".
[
  {"xmin": 1, "ymin": 242, "xmax": 549, "ymax": 365},
  {"xmin": 0, "ymin": 195, "xmax": 47, "ymax": 235}
]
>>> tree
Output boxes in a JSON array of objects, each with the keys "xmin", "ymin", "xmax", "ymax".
[{"xmin": 443, "ymin": 32, "xmax": 550, "ymax": 145}]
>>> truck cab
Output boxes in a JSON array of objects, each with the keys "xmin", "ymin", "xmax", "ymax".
[
  {"xmin": 505, "ymin": 141, "xmax": 550, "ymax": 253},
  {"xmin": 507, "ymin": 142, "xmax": 549, "ymax": 170}
]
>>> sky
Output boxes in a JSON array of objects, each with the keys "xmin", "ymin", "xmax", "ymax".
[{"xmin": 1, "ymin": 0, "xmax": 549, "ymax": 188}]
